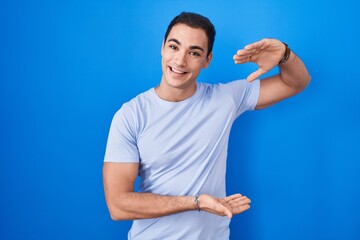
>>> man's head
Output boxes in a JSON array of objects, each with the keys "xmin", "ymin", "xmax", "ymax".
[
  {"xmin": 158, "ymin": 12, "xmax": 215, "ymax": 101},
  {"xmin": 164, "ymin": 12, "xmax": 216, "ymax": 58}
]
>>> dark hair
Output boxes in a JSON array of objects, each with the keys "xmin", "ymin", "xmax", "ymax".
[{"xmin": 164, "ymin": 12, "xmax": 216, "ymax": 57}]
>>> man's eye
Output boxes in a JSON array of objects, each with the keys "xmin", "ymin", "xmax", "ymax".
[
  {"xmin": 169, "ymin": 45, "xmax": 178, "ymax": 50},
  {"xmin": 190, "ymin": 51, "xmax": 200, "ymax": 56}
]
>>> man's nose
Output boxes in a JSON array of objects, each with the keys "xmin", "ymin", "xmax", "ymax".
[{"xmin": 174, "ymin": 51, "xmax": 187, "ymax": 67}]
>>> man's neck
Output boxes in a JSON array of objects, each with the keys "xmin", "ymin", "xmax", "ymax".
[{"xmin": 155, "ymin": 81, "xmax": 197, "ymax": 102}]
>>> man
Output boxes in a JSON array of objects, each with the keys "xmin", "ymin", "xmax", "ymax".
[{"xmin": 103, "ymin": 12, "xmax": 310, "ymax": 239}]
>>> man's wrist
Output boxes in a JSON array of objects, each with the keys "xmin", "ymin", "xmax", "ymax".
[
  {"xmin": 194, "ymin": 194, "xmax": 201, "ymax": 211},
  {"xmin": 279, "ymin": 42, "xmax": 291, "ymax": 64}
]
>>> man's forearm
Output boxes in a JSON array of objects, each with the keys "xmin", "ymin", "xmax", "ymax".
[
  {"xmin": 107, "ymin": 192, "xmax": 196, "ymax": 220},
  {"xmin": 106, "ymin": 192, "xmax": 250, "ymax": 220},
  {"xmin": 279, "ymin": 50, "xmax": 311, "ymax": 92}
]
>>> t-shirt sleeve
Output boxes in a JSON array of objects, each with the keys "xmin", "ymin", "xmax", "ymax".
[
  {"xmin": 221, "ymin": 79, "xmax": 260, "ymax": 118},
  {"xmin": 104, "ymin": 105, "xmax": 140, "ymax": 163}
]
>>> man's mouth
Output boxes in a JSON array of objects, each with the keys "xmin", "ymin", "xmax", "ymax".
[{"xmin": 170, "ymin": 66, "xmax": 187, "ymax": 74}]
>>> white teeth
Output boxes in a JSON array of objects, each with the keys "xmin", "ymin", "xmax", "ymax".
[{"xmin": 171, "ymin": 67, "xmax": 185, "ymax": 74}]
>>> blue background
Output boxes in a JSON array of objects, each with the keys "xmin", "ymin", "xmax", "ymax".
[{"xmin": 1, "ymin": 0, "xmax": 359, "ymax": 239}]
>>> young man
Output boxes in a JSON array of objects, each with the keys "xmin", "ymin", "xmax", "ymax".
[{"xmin": 103, "ymin": 12, "xmax": 310, "ymax": 239}]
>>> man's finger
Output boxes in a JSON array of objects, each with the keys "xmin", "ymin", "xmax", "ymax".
[
  {"xmin": 228, "ymin": 196, "xmax": 251, "ymax": 206},
  {"xmin": 222, "ymin": 206, "xmax": 233, "ymax": 218},
  {"xmin": 245, "ymin": 39, "xmax": 268, "ymax": 51},
  {"xmin": 223, "ymin": 194, "xmax": 242, "ymax": 202},
  {"xmin": 215, "ymin": 199, "xmax": 233, "ymax": 218},
  {"xmin": 233, "ymin": 53, "xmax": 249, "ymax": 61},
  {"xmin": 247, "ymin": 68, "xmax": 265, "ymax": 82},
  {"xmin": 233, "ymin": 204, "xmax": 251, "ymax": 214}
]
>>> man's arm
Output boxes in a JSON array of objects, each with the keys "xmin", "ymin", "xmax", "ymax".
[
  {"xmin": 103, "ymin": 162, "xmax": 251, "ymax": 220},
  {"xmin": 233, "ymin": 38, "xmax": 311, "ymax": 109}
]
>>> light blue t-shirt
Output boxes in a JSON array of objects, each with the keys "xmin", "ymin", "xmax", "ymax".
[{"xmin": 104, "ymin": 80, "xmax": 260, "ymax": 240}]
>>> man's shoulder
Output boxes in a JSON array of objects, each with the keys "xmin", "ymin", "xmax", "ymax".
[
  {"xmin": 198, "ymin": 79, "xmax": 250, "ymax": 95},
  {"xmin": 111, "ymin": 88, "xmax": 154, "ymax": 127},
  {"xmin": 121, "ymin": 87, "xmax": 155, "ymax": 108}
]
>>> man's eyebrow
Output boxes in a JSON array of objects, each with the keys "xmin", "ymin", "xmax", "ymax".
[
  {"xmin": 168, "ymin": 38, "xmax": 181, "ymax": 45},
  {"xmin": 189, "ymin": 45, "xmax": 205, "ymax": 52},
  {"xmin": 167, "ymin": 38, "xmax": 205, "ymax": 52}
]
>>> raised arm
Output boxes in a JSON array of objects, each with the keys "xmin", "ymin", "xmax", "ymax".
[
  {"xmin": 233, "ymin": 38, "xmax": 311, "ymax": 109},
  {"xmin": 103, "ymin": 162, "xmax": 251, "ymax": 220}
]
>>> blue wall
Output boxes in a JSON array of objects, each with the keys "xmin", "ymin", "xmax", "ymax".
[{"xmin": 1, "ymin": 0, "xmax": 359, "ymax": 239}]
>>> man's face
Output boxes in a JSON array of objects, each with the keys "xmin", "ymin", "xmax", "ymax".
[{"xmin": 161, "ymin": 24, "xmax": 212, "ymax": 91}]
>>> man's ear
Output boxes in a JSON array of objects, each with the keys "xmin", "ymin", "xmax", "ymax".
[{"xmin": 203, "ymin": 52, "xmax": 213, "ymax": 69}]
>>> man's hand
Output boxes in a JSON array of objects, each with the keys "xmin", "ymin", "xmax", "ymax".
[
  {"xmin": 233, "ymin": 38, "xmax": 285, "ymax": 82},
  {"xmin": 198, "ymin": 193, "xmax": 251, "ymax": 218}
]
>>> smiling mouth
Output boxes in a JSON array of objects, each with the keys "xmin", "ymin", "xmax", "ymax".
[{"xmin": 170, "ymin": 66, "xmax": 187, "ymax": 75}]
